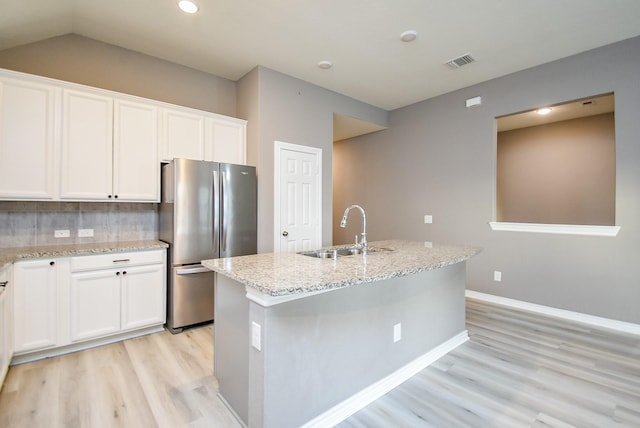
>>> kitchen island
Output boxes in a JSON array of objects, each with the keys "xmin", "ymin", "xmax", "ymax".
[{"xmin": 202, "ymin": 240, "xmax": 480, "ymax": 428}]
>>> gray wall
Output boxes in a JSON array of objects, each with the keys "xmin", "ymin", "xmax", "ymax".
[
  {"xmin": 0, "ymin": 34, "xmax": 237, "ymax": 117},
  {"xmin": 237, "ymin": 66, "xmax": 388, "ymax": 253},
  {"xmin": 334, "ymin": 36, "xmax": 640, "ymax": 324}
]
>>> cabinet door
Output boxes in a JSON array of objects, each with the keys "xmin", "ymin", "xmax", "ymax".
[
  {"xmin": 0, "ymin": 78, "xmax": 58, "ymax": 199},
  {"xmin": 121, "ymin": 263, "xmax": 166, "ymax": 330},
  {"xmin": 13, "ymin": 260, "xmax": 58, "ymax": 353},
  {"xmin": 0, "ymin": 289, "xmax": 8, "ymax": 385},
  {"xmin": 206, "ymin": 117, "xmax": 247, "ymax": 164},
  {"xmin": 160, "ymin": 108, "xmax": 205, "ymax": 161},
  {"xmin": 113, "ymin": 99, "xmax": 159, "ymax": 201},
  {"xmin": 60, "ymin": 89, "xmax": 114, "ymax": 200},
  {"xmin": 70, "ymin": 269, "xmax": 120, "ymax": 342},
  {"xmin": 0, "ymin": 267, "xmax": 12, "ymax": 386}
]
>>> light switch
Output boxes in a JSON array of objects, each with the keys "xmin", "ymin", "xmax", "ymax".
[{"xmin": 424, "ymin": 215, "xmax": 433, "ymax": 224}]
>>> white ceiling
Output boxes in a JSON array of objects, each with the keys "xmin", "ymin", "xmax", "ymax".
[{"xmin": 1, "ymin": 0, "xmax": 640, "ymax": 111}]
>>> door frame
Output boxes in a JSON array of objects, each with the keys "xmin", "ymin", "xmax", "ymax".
[{"xmin": 273, "ymin": 140, "xmax": 323, "ymax": 253}]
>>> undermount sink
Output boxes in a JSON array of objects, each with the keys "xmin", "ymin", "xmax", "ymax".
[{"xmin": 298, "ymin": 247, "xmax": 391, "ymax": 259}]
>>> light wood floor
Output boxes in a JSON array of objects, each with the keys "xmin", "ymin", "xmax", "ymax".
[
  {"xmin": 339, "ymin": 299, "xmax": 640, "ymax": 427},
  {"xmin": 1, "ymin": 299, "xmax": 639, "ymax": 428},
  {"xmin": 0, "ymin": 325, "xmax": 241, "ymax": 428}
]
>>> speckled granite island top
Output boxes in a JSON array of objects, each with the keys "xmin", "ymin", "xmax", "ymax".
[
  {"xmin": 0, "ymin": 240, "xmax": 168, "ymax": 266},
  {"xmin": 202, "ymin": 240, "xmax": 481, "ymax": 297}
]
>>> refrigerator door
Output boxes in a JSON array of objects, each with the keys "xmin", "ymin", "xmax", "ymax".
[
  {"xmin": 172, "ymin": 159, "xmax": 220, "ymax": 264},
  {"xmin": 220, "ymin": 163, "xmax": 257, "ymax": 258},
  {"xmin": 169, "ymin": 265, "xmax": 215, "ymax": 330}
]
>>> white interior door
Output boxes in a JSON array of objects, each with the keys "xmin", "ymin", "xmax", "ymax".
[{"xmin": 274, "ymin": 141, "xmax": 322, "ymax": 253}]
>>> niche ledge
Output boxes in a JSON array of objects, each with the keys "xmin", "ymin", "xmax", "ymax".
[{"xmin": 489, "ymin": 222, "xmax": 620, "ymax": 237}]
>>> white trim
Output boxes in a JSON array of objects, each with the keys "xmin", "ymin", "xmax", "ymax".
[
  {"xmin": 489, "ymin": 221, "xmax": 620, "ymax": 237},
  {"xmin": 273, "ymin": 141, "xmax": 323, "ymax": 253},
  {"xmin": 466, "ymin": 290, "xmax": 640, "ymax": 336},
  {"xmin": 301, "ymin": 331, "xmax": 469, "ymax": 428}
]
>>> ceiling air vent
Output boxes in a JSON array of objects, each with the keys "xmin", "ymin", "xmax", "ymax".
[{"xmin": 445, "ymin": 53, "xmax": 476, "ymax": 69}]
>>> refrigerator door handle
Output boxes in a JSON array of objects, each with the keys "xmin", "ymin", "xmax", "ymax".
[
  {"xmin": 213, "ymin": 169, "xmax": 221, "ymax": 258},
  {"xmin": 175, "ymin": 265, "xmax": 212, "ymax": 275},
  {"xmin": 220, "ymin": 170, "xmax": 227, "ymax": 253}
]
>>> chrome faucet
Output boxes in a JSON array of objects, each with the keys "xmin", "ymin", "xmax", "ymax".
[{"xmin": 340, "ymin": 204, "xmax": 367, "ymax": 252}]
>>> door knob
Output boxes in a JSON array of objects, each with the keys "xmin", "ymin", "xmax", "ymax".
[{"xmin": 282, "ymin": 231, "xmax": 289, "ymax": 237}]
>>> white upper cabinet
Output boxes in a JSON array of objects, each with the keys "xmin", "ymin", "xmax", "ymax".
[
  {"xmin": 113, "ymin": 99, "xmax": 159, "ymax": 201},
  {"xmin": 161, "ymin": 105, "xmax": 247, "ymax": 165},
  {"xmin": 0, "ymin": 68, "xmax": 246, "ymax": 201},
  {"xmin": 0, "ymin": 77, "xmax": 59, "ymax": 200},
  {"xmin": 61, "ymin": 91, "xmax": 160, "ymax": 202},
  {"xmin": 60, "ymin": 89, "xmax": 114, "ymax": 200},
  {"xmin": 160, "ymin": 107, "xmax": 206, "ymax": 162},
  {"xmin": 206, "ymin": 117, "xmax": 247, "ymax": 165}
]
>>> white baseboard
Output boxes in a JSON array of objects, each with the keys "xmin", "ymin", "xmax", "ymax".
[
  {"xmin": 466, "ymin": 290, "xmax": 640, "ymax": 336},
  {"xmin": 301, "ymin": 330, "xmax": 469, "ymax": 428}
]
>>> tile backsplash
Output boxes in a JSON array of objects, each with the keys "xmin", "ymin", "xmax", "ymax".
[{"xmin": 0, "ymin": 201, "xmax": 158, "ymax": 248}]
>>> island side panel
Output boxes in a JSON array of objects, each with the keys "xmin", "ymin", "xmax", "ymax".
[
  {"xmin": 250, "ymin": 262, "xmax": 467, "ymax": 428},
  {"xmin": 214, "ymin": 273, "xmax": 250, "ymax": 426}
]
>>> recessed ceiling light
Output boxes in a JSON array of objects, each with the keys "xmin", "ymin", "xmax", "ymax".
[
  {"xmin": 537, "ymin": 108, "xmax": 552, "ymax": 115},
  {"xmin": 178, "ymin": 0, "xmax": 199, "ymax": 13},
  {"xmin": 317, "ymin": 60, "xmax": 333, "ymax": 69},
  {"xmin": 400, "ymin": 30, "xmax": 418, "ymax": 42}
]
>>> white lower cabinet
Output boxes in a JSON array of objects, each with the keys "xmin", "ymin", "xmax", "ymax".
[
  {"xmin": 70, "ymin": 254, "xmax": 166, "ymax": 342},
  {"xmin": 12, "ymin": 248, "xmax": 166, "ymax": 361},
  {"xmin": 0, "ymin": 264, "xmax": 13, "ymax": 387},
  {"xmin": 120, "ymin": 263, "xmax": 166, "ymax": 330},
  {"xmin": 70, "ymin": 268, "xmax": 121, "ymax": 342},
  {"xmin": 13, "ymin": 259, "xmax": 58, "ymax": 353}
]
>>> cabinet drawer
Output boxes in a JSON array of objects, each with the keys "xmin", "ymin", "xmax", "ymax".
[{"xmin": 71, "ymin": 249, "xmax": 165, "ymax": 272}]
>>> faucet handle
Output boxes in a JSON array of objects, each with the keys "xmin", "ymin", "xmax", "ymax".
[{"xmin": 354, "ymin": 234, "xmax": 359, "ymax": 248}]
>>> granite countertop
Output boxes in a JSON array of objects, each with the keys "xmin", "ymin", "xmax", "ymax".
[
  {"xmin": 0, "ymin": 240, "xmax": 168, "ymax": 267},
  {"xmin": 202, "ymin": 240, "xmax": 481, "ymax": 297}
]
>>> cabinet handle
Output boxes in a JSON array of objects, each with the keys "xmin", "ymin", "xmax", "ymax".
[
  {"xmin": 108, "ymin": 195, "xmax": 112, "ymax": 198},
  {"xmin": 116, "ymin": 271, "xmax": 120, "ymax": 276},
  {"xmin": 112, "ymin": 259, "xmax": 130, "ymax": 264},
  {"xmin": 123, "ymin": 271, "xmax": 127, "ymax": 275},
  {"xmin": 0, "ymin": 281, "xmax": 7, "ymax": 287},
  {"xmin": 114, "ymin": 195, "xmax": 118, "ymax": 199},
  {"xmin": 49, "ymin": 261, "xmax": 55, "ymax": 266}
]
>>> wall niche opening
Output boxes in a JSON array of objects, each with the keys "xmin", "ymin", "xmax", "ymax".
[{"xmin": 496, "ymin": 93, "xmax": 615, "ymax": 228}]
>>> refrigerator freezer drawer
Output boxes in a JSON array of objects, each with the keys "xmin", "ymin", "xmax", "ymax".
[{"xmin": 168, "ymin": 266, "xmax": 214, "ymax": 331}]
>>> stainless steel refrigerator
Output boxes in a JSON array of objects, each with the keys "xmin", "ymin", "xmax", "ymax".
[{"xmin": 159, "ymin": 158, "xmax": 257, "ymax": 333}]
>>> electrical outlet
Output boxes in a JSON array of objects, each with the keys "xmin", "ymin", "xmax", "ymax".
[
  {"xmin": 78, "ymin": 228, "xmax": 94, "ymax": 237},
  {"xmin": 424, "ymin": 215, "xmax": 433, "ymax": 224},
  {"xmin": 424, "ymin": 241, "xmax": 433, "ymax": 248},
  {"xmin": 393, "ymin": 323, "xmax": 402, "ymax": 343},
  {"xmin": 251, "ymin": 322, "xmax": 262, "ymax": 351},
  {"xmin": 54, "ymin": 229, "xmax": 70, "ymax": 238},
  {"xmin": 494, "ymin": 271, "xmax": 502, "ymax": 282}
]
